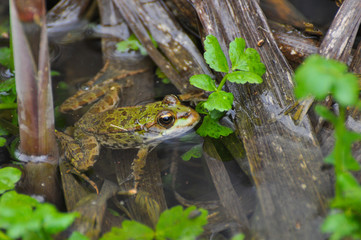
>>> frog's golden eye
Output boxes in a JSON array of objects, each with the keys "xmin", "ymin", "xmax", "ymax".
[{"xmin": 157, "ymin": 111, "xmax": 175, "ymax": 128}]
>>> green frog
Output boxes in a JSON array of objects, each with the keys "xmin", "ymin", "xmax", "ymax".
[{"xmin": 56, "ymin": 75, "xmax": 200, "ymax": 194}]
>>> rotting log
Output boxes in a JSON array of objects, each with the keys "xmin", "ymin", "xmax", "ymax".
[{"xmin": 191, "ymin": 0, "xmax": 332, "ymax": 239}]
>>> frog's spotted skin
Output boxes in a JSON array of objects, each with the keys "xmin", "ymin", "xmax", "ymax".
[
  {"xmin": 56, "ymin": 92, "xmax": 200, "ymax": 194},
  {"xmin": 76, "ymin": 97, "xmax": 199, "ymax": 149}
]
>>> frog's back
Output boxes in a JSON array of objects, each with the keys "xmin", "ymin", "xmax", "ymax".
[{"xmin": 76, "ymin": 95, "xmax": 200, "ymax": 149}]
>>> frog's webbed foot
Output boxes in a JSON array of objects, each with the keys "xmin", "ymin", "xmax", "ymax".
[
  {"xmin": 55, "ymin": 130, "xmax": 100, "ymax": 194},
  {"xmin": 118, "ymin": 147, "xmax": 149, "ymax": 196}
]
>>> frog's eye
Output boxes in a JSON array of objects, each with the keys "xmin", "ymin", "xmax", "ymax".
[{"xmin": 157, "ymin": 111, "xmax": 175, "ymax": 128}]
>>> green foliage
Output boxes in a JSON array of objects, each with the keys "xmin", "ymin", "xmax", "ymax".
[
  {"xmin": 190, "ymin": 35, "xmax": 265, "ymax": 138},
  {"xmin": 0, "ymin": 167, "xmax": 78, "ymax": 240},
  {"xmin": 181, "ymin": 144, "xmax": 203, "ymax": 161},
  {"xmin": 69, "ymin": 232, "xmax": 90, "ymax": 240},
  {"xmin": 0, "ymin": 167, "xmax": 21, "ymax": 194},
  {"xmin": 231, "ymin": 233, "xmax": 245, "ymax": 240},
  {"xmin": 155, "ymin": 68, "xmax": 170, "ymax": 84},
  {"xmin": 294, "ymin": 55, "xmax": 359, "ymax": 107},
  {"xmin": 0, "ymin": 137, "xmax": 6, "ymax": 147},
  {"xmin": 293, "ymin": 54, "xmax": 361, "ymax": 240},
  {"xmin": 100, "ymin": 206, "xmax": 208, "ymax": 240},
  {"xmin": 0, "ymin": 47, "xmax": 12, "ymax": 71},
  {"xmin": 116, "ymin": 34, "xmax": 157, "ymax": 56}
]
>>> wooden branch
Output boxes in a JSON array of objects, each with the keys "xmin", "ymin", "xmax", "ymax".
[{"xmin": 192, "ymin": 0, "xmax": 332, "ymax": 238}]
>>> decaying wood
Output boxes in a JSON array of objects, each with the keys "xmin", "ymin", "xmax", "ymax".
[
  {"xmin": 192, "ymin": 0, "xmax": 332, "ymax": 238},
  {"xmin": 112, "ymin": 0, "xmax": 212, "ymax": 94},
  {"xmin": 318, "ymin": 0, "xmax": 361, "ymax": 63}
]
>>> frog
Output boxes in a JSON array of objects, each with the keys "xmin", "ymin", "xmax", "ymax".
[{"xmin": 56, "ymin": 70, "xmax": 200, "ymax": 194}]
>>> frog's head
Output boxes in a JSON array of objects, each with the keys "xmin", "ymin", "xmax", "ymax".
[{"xmin": 144, "ymin": 95, "xmax": 200, "ymax": 144}]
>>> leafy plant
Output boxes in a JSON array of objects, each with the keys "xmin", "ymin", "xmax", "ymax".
[
  {"xmin": 100, "ymin": 205, "xmax": 208, "ymax": 240},
  {"xmin": 0, "ymin": 167, "xmax": 78, "ymax": 240},
  {"xmin": 190, "ymin": 35, "xmax": 265, "ymax": 138},
  {"xmin": 116, "ymin": 34, "xmax": 157, "ymax": 56},
  {"xmin": 294, "ymin": 54, "xmax": 361, "ymax": 240}
]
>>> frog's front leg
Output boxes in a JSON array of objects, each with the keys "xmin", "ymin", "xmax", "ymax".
[
  {"xmin": 55, "ymin": 130, "xmax": 100, "ymax": 193},
  {"xmin": 119, "ymin": 146, "xmax": 149, "ymax": 195}
]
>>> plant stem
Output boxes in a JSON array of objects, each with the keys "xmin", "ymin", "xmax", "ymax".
[
  {"xmin": 0, "ymin": 103, "xmax": 17, "ymax": 109},
  {"xmin": 217, "ymin": 74, "xmax": 229, "ymax": 91},
  {"xmin": 334, "ymin": 106, "xmax": 346, "ymax": 198}
]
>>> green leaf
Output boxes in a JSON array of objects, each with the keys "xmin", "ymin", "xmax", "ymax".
[
  {"xmin": 196, "ymin": 115, "xmax": 233, "ymax": 138},
  {"xmin": 181, "ymin": 144, "xmax": 203, "ymax": 161},
  {"xmin": 227, "ymin": 71, "xmax": 263, "ymax": 84},
  {"xmin": 100, "ymin": 221, "xmax": 154, "ymax": 240},
  {"xmin": 155, "ymin": 68, "xmax": 170, "ymax": 84},
  {"xmin": 0, "ymin": 48, "xmax": 11, "ymax": 69},
  {"xmin": 0, "ymin": 191, "xmax": 77, "ymax": 239},
  {"xmin": 51, "ymin": 70, "xmax": 60, "ymax": 76},
  {"xmin": 0, "ymin": 167, "xmax": 21, "ymax": 194},
  {"xmin": 0, "ymin": 137, "xmax": 6, "ymax": 147},
  {"xmin": 69, "ymin": 231, "xmax": 90, "ymax": 240},
  {"xmin": 231, "ymin": 233, "xmax": 245, "ymax": 240},
  {"xmin": 229, "ymin": 38, "xmax": 246, "ymax": 71},
  {"xmin": 230, "ymin": 43, "xmax": 265, "ymax": 77},
  {"xmin": 204, "ymin": 91, "xmax": 233, "ymax": 112},
  {"xmin": 315, "ymin": 105, "xmax": 337, "ymax": 125},
  {"xmin": 116, "ymin": 34, "xmax": 148, "ymax": 56},
  {"xmin": 294, "ymin": 55, "xmax": 359, "ymax": 107},
  {"xmin": 36, "ymin": 203, "xmax": 78, "ymax": 234},
  {"xmin": 204, "ymin": 35, "xmax": 229, "ymax": 73},
  {"xmin": 0, "ymin": 78, "xmax": 15, "ymax": 93},
  {"xmin": 189, "ymin": 74, "xmax": 217, "ymax": 91},
  {"xmin": 321, "ymin": 212, "xmax": 360, "ymax": 240},
  {"xmin": 155, "ymin": 206, "xmax": 208, "ymax": 240},
  {"xmin": 333, "ymin": 73, "xmax": 359, "ymax": 107}
]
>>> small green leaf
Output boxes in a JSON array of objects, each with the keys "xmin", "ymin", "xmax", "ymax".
[
  {"xmin": 155, "ymin": 68, "xmax": 170, "ymax": 84},
  {"xmin": 0, "ymin": 137, "xmax": 6, "ymax": 147},
  {"xmin": 204, "ymin": 35, "xmax": 229, "ymax": 73},
  {"xmin": 0, "ymin": 48, "xmax": 11, "ymax": 69},
  {"xmin": 231, "ymin": 233, "xmax": 245, "ymax": 240},
  {"xmin": 0, "ymin": 78, "xmax": 15, "ymax": 93},
  {"xmin": 181, "ymin": 144, "xmax": 203, "ymax": 161},
  {"xmin": 315, "ymin": 105, "xmax": 338, "ymax": 125},
  {"xmin": 294, "ymin": 55, "xmax": 359, "ymax": 107},
  {"xmin": 37, "ymin": 203, "xmax": 78, "ymax": 234},
  {"xmin": 156, "ymin": 206, "xmax": 208, "ymax": 240},
  {"xmin": 0, "ymin": 167, "xmax": 21, "ymax": 194},
  {"xmin": 100, "ymin": 221, "xmax": 154, "ymax": 240},
  {"xmin": 196, "ymin": 115, "xmax": 233, "ymax": 138},
  {"xmin": 204, "ymin": 91, "xmax": 233, "ymax": 112},
  {"xmin": 229, "ymin": 38, "xmax": 246, "ymax": 71},
  {"xmin": 230, "ymin": 43, "xmax": 265, "ymax": 77},
  {"xmin": 116, "ymin": 34, "xmax": 148, "ymax": 56},
  {"xmin": 333, "ymin": 73, "xmax": 359, "ymax": 107},
  {"xmin": 51, "ymin": 70, "xmax": 60, "ymax": 76},
  {"xmin": 190, "ymin": 74, "xmax": 217, "ymax": 91},
  {"xmin": 69, "ymin": 231, "xmax": 90, "ymax": 240},
  {"xmin": 227, "ymin": 71, "xmax": 263, "ymax": 84},
  {"xmin": 322, "ymin": 212, "xmax": 359, "ymax": 240}
]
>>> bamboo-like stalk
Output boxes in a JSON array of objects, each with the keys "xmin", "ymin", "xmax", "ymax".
[
  {"xmin": 10, "ymin": 0, "xmax": 57, "ymax": 158},
  {"xmin": 10, "ymin": 0, "xmax": 60, "ymax": 204}
]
